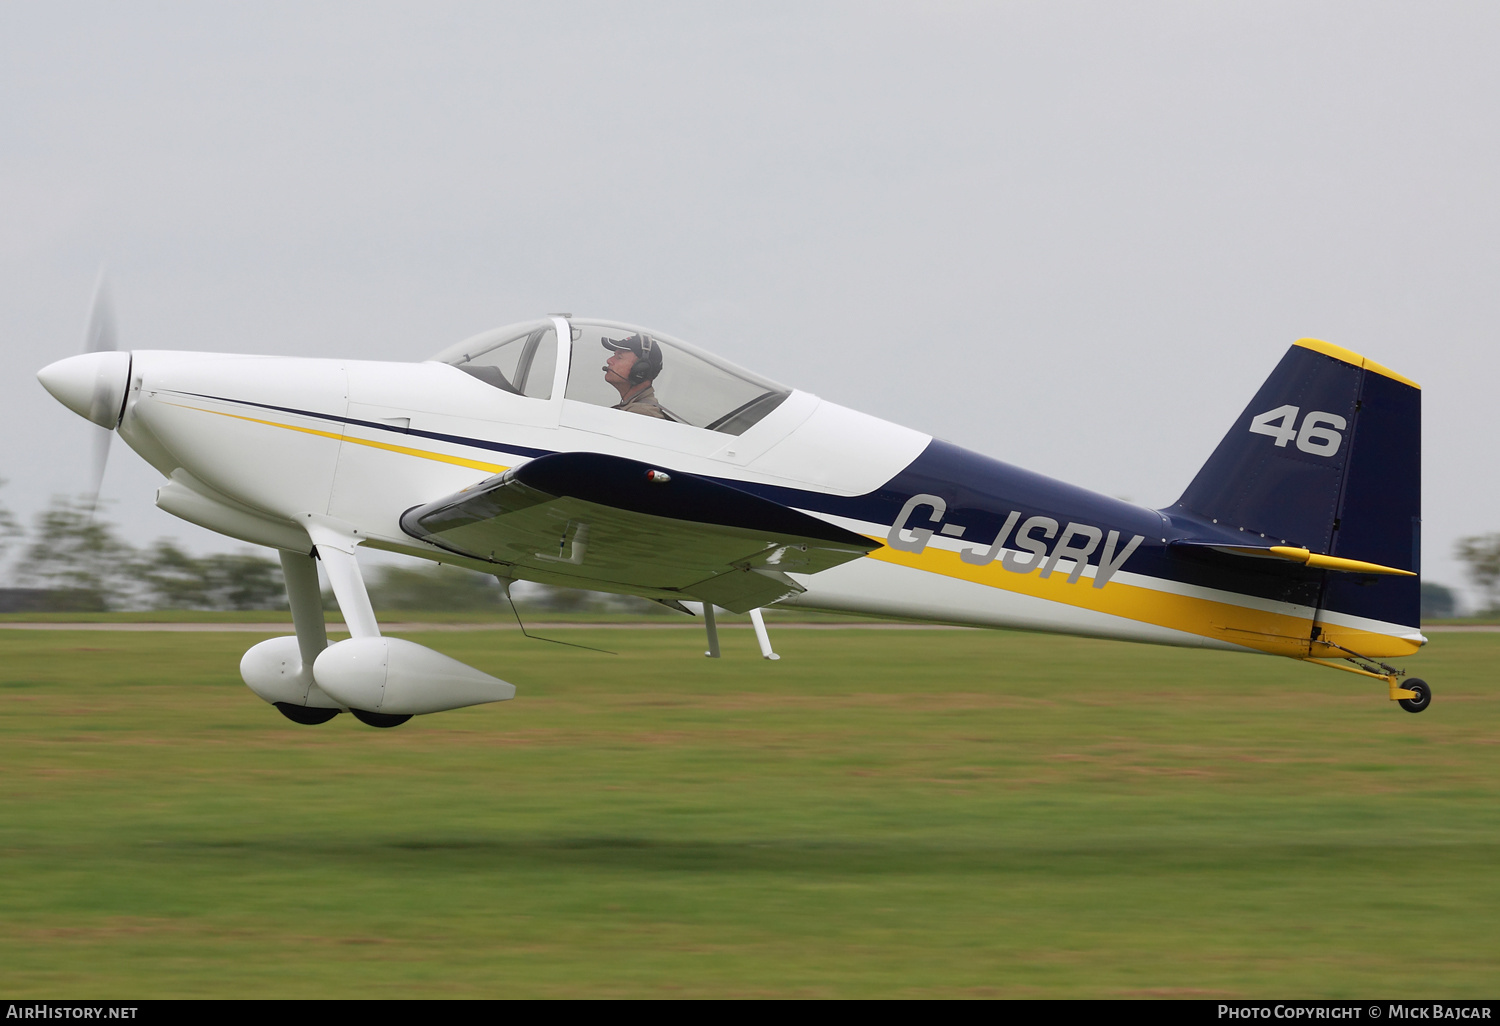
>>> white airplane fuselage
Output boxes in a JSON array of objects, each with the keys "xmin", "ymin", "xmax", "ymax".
[
  {"xmin": 126, "ymin": 347, "xmax": 1191, "ymax": 645},
  {"xmin": 38, "ymin": 316, "xmax": 1430, "ymax": 723}
]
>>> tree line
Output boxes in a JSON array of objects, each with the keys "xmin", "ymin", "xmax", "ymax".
[
  {"xmin": 3, "ymin": 489, "xmax": 1499, "ymax": 618},
  {"xmin": 0, "ymin": 492, "xmax": 640, "ymax": 613},
  {"xmin": 0, "ymin": 495, "xmax": 285, "ymax": 611}
]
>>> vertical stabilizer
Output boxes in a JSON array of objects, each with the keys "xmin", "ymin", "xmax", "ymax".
[{"xmin": 1170, "ymin": 339, "xmax": 1420, "ymax": 628}]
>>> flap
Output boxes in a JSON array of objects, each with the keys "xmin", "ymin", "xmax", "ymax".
[{"xmin": 399, "ymin": 452, "xmax": 880, "ymax": 612}]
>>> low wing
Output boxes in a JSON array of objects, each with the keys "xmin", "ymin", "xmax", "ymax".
[{"xmin": 399, "ymin": 452, "xmax": 880, "ymax": 612}]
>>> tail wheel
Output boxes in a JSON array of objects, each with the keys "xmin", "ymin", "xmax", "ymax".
[
  {"xmin": 1399, "ymin": 678, "xmax": 1432, "ymax": 714},
  {"xmin": 351, "ymin": 709, "xmax": 412, "ymax": 729},
  {"xmin": 274, "ymin": 702, "xmax": 340, "ymax": 725}
]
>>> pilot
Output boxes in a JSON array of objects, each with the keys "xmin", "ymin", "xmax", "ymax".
[{"xmin": 601, "ymin": 334, "xmax": 668, "ymax": 419}]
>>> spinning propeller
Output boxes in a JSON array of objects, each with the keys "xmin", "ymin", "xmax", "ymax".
[{"xmin": 36, "ymin": 273, "xmax": 133, "ymax": 511}]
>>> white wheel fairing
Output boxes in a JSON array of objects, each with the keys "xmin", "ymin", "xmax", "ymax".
[
  {"xmin": 240, "ymin": 636, "xmax": 341, "ymax": 710},
  {"xmin": 312, "ymin": 637, "xmax": 515, "ymax": 716}
]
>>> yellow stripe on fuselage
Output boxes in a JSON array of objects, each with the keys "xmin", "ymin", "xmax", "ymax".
[
  {"xmin": 166, "ymin": 399, "xmax": 1415, "ymax": 660},
  {"xmin": 866, "ymin": 542, "xmax": 1421, "ymax": 659},
  {"xmin": 163, "ymin": 402, "xmax": 511, "ymax": 474}
]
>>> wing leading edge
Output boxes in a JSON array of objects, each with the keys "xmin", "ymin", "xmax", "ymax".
[{"xmin": 399, "ymin": 452, "xmax": 880, "ymax": 612}]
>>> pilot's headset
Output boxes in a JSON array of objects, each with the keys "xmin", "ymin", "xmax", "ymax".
[
  {"xmin": 604, "ymin": 333, "xmax": 662, "ymax": 384},
  {"xmin": 629, "ymin": 335, "xmax": 660, "ymax": 384}
]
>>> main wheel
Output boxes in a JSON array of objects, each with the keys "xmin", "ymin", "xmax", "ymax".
[
  {"xmin": 351, "ymin": 708, "xmax": 412, "ymax": 729},
  {"xmin": 274, "ymin": 702, "xmax": 340, "ymax": 725},
  {"xmin": 1399, "ymin": 678, "xmax": 1432, "ymax": 714}
]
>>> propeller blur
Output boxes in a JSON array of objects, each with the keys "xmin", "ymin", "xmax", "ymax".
[{"xmin": 36, "ymin": 274, "xmax": 127, "ymax": 511}]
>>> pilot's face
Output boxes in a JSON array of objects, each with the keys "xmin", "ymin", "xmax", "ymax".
[{"xmin": 603, "ymin": 349, "xmax": 638, "ymax": 387}]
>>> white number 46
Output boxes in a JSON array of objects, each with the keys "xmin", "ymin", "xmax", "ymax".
[{"xmin": 1248, "ymin": 405, "xmax": 1347, "ymax": 457}]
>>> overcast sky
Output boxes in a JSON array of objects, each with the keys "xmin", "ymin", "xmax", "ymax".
[{"xmin": 3, "ymin": 2, "xmax": 1497, "ymax": 603}]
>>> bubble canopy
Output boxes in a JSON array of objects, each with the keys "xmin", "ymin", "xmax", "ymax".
[{"xmin": 430, "ymin": 318, "xmax": 791, "ymax": 436}]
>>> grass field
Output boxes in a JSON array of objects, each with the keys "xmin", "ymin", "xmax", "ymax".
[
  {"xmin": 0, "ymin": 606, "xmax": 868, "ymax": 624},
  {"xmin": 1, "ymin": 625, "xmax": 1497, "ymax": 998}
]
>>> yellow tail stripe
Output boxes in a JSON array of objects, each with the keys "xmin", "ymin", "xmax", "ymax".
[{"xmin": 1294, "ymin": 338, "xmax": 1420, "ymax": 390}]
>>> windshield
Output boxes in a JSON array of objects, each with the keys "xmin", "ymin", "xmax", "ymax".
[
  {"xmin": 429, "ymin": 319, "xmax": 557, "ymax": 399},
  {"xmin": 563, "ymin": 320, "xmax": 789, "ymax": 435}
]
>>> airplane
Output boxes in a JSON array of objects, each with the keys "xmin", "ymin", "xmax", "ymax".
[{"xmin": 36, "ymin": 300, "xmax": 1429, "ymax": 728}]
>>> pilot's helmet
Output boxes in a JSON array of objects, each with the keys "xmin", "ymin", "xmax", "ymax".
[{"xmin": 601, "ymin": 333, "xmax": 664, "ymax": 382}]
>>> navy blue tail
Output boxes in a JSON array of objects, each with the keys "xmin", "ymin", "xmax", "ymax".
[{"xmin": 1169, "ymin": 339, "xmax": 1420, "ymax": 629}]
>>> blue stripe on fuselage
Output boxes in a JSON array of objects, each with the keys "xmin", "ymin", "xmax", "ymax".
[{"xmin": 180, "ymin": 393, "xmax": 1407, "ymax": 629}]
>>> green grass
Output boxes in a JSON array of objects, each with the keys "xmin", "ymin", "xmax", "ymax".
[
  {"xmin": 0, "ymin": 606, "xmax": 872, "ymax": 625},
  {"xmin": 1, "ymin": 627, "xmax": 1496, "ymax": 997}
]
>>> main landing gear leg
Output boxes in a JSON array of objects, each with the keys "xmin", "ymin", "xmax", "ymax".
[
  {"xmin": 281, "ymin": 548, "xmax": 330, "ymax": 674},
  {"xmin": 299, "ymin": 515, "xmax": 411, "ymax": 728},
  {"xmin": 261, "ymin": 548, "xmax": 342, "ymax": 725}
]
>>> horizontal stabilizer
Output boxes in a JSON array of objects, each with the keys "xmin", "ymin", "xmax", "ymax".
[
  {"xmin": 1169, "ymin": 540, "xmax": 1415, "ymax": 577},
  {"xmin": 400, "ymin": 452, "xmax": 879, "ymax": 612}
]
